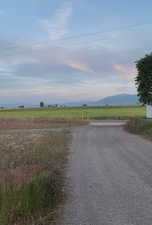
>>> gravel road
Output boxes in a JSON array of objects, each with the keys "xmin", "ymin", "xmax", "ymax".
[{"xmin": 58, "ymin": 122, "xmax": 152, "ymax": 225}]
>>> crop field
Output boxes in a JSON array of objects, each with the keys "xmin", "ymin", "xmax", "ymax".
[{"xmin": 0, "ymin": 105, "xmax": 146, "ymax": 119}]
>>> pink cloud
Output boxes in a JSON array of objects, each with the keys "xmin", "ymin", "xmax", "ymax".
[
  {"xmin": 65, "ymin": 60, "xmax": 95, "ymax": 73},
  {"xmin": 114, "ymin": 64, "xmax": 136, "ymax": 77}
]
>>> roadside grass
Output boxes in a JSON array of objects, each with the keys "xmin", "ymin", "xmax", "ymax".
[
  {"xmin": 0, "ymin": 127, "xmax": 70, "ymax": 225},
  {"xmin": 125, "ymin": 119, "xmax": 152, "ymax": 140},
  {"xmin": 0, "ymin": 105, "xmax": 146, "ymax": 119},
  {"xmin": 0, "ymin": 173, "xmax": 63, "ymax": 225}
]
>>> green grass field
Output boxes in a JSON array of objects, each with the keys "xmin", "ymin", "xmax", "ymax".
[{"xmin": 0, "ymin": 105, "xmax": 146, "ymax": 119}]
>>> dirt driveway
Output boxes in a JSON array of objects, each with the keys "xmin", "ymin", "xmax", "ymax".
[{"xmin": 58, "ymin": 122, "xmax": 152, "ymax": 225}]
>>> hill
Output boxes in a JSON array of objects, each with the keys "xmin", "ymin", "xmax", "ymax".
[
  {"xmin": 95, "ymin": 94, "xmax": 139, "ymax": 105},
  {"xmin": 66, "ymin": 94, "xmax": 139, "ymax": 106}
]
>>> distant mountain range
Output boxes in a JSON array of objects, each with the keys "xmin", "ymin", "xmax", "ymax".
[
  {"xmin": 0, "ymin": 94, "xmax": 139, "ymax": 108},
  {"xmin": 95, "ymin": 94, "xmax": 139, "ymax": 105},
  {"xmin": 66, "ymin": 94, "xmax": 139, "ymax": 106}
]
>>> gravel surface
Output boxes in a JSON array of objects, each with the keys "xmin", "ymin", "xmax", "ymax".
[{"xmin": 58, "ymin": 123, "xmax": 152, "ymax": 225}]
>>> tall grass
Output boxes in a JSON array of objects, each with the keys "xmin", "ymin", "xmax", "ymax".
[
  {"xmin": 0, "ymin": 172, "xmax": 63, "ymax": 225},
  {"xmin": 0, "ymin": 129, "xmax": 70, "ymax": 225}
]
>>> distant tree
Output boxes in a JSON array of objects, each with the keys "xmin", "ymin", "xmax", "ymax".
[
  {"xmin": 136, "ymin": 53, "xmax": 152, "ymax": 105},
  {"xmin": 40, "ymin": 101, "xmax": 44, "ymax": 107},
  {"xmin": 82, "ymin": 104, "xmax": 87, "ymax": 107}
]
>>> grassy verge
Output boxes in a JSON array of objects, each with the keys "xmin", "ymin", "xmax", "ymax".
[
  {"xmin": 125, "ymin": 119, "xmax": 152, "ymax": 140},
  {"xmin": 0, "ymin": 127, "xmax": 70, "ymax": 225}
]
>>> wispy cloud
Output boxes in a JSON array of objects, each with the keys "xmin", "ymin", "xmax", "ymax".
[
  {"xmin": 0, "ymin": 37, "xmax": 140, "ymax": 104},
  {"xmin": 114, "ymin": 64, "xmax": 136, "ymax": 77},
  {"xmin": 65, "ymin": 60, "xmax": 95, "ymax": 73},
  {"xmin": 40, "ymin": 4, "xmax": 72, "ymax": 41}
]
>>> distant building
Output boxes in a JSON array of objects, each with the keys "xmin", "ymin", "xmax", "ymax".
[{"xmin": 146, "ymin": 105, "xmax": 152, "ymax": 118}]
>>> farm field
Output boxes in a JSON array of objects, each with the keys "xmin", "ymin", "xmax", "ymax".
[
  {"xmin": 0, "ymin": 105, "xmax": 146, "ymax": 119},
  {"xmin": 0, "ymin": 119, "xmax": 88, "ymax": 225},
  {"xmin": 0, "ymin": 105, "xmax": 146, "ymax": 224}
]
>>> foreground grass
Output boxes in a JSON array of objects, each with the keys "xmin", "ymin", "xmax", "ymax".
[
  {"xmin": 0, "ymin": 105, "xmax": 146, "ymax": 119},
  {"xmin": 0, "ymin": 128, "xmax": 70, "ymax": 225},
  {"xmin": 125, "ymin": 119, "xmax": 152, "ymax": 140}
]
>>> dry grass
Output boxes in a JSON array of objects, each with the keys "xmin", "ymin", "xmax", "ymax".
[
  {"xmin": 0, "ymin": 118, "xmax": 88, "ymax": 225},
  {"xmin": 0, "ymin": 130, "xmax": 68, "ymax": 170},
  {"xmin": 0, "ymin": 128, "xmax": 70, "ymax": 225},
  {"xmin": 0, "ymin": 118, "xmax": 89, "ymax": 129}
]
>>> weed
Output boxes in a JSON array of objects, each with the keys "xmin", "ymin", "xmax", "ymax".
[{"xmin": 0, "ymin": 129, "xmax": 69, "ymax": 225}]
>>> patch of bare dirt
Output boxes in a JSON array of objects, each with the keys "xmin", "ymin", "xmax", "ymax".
[{"xmin": 0, "ymin": 118, "xmax": 88, "ymax": 129}]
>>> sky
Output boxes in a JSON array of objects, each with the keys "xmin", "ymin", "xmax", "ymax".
[{"xmin": 0, "ymin": 0, "xmax": 152, "ymax": 105}]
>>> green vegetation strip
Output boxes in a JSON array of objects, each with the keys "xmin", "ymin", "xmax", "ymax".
[
  {"xmin": 0, "ymin": 105, "xmax": 146, "ymax": 119},
  {"xmin": 125, "ymin": 119, "xmax": 152, "ymax": 140}
]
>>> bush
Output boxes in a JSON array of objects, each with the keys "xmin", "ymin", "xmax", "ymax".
[{"xmin": 125, "ymin": 119, "xmax": 152, "ymax": 139}]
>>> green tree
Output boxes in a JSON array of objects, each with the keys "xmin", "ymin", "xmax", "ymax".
[
  {"xmin": 40, "ymin": 101, "xmax": 44, "ymax": 107},
  {"xmin": 136, "ymin": 53, "xmax": 152, "ymax": 105}
]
